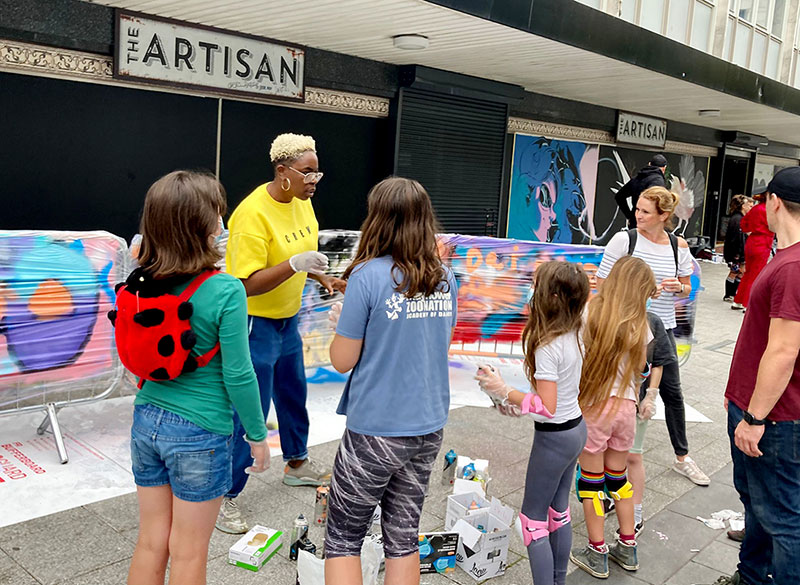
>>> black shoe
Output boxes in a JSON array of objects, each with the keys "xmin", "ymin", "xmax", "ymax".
[
  {"xmin": 615, "ymin": 521, "xmax": 644, "ymax": 539},
  {"xmin": 603, "ymin": 498, "xmax": 615, "ymax": 515}
]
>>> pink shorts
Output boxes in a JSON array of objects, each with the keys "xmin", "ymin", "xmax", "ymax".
[{"xmin": 583, "ymin": 398, "xmax": 637, "ymax": 454}]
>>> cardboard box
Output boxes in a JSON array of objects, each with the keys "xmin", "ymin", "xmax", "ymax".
[
  {"xmin": 419, "ymin": 532, "xmax": 459, "ymax": 575},
  {"xmin": 451, "ymin": 498, "xmax": 515, "ymax": 581},
  {"xmin": 445, "ymin": 491, "xmax": 491, "ymax": 531},
  {"xmin": 228, "ymin": 525, "xmax": 283, "ymax": 572}
]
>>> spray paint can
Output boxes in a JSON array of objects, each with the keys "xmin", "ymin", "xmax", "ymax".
[
  {"xmin": 289, "ymin": 513, "xmax": 309, "ymax": 561},
  {"xmin": 441, "ymin": 449, "xmax": 457, "ymax": 486},
  {"xmin": 314, "ymin": 485, "xmax": 329, "ymax": 526}
]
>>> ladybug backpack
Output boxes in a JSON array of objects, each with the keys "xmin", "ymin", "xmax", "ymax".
[{"xmin": 108, "ymin": 268, "xmax": 220, "ymax": 388}]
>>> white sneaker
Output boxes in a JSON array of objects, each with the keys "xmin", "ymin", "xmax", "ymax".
[
  {"xmin": 673, "ymin": 456, "xmax": 710, "ymax": 486},
  {"xmin": 215, "ymin": 497, "xmax": 249, "ymax": 534},
  {"xmin": 731, "ymin": 302, "xmax": 744, "ymax": 310}
]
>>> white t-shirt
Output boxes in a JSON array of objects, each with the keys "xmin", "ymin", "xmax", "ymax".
[
  {"xmin": 531, "ymin": 331, "xmax": 583, "ymax": 424},
  {"xmin": 596, "ymin": 230, "xmax": 693, "ymax": 330}
]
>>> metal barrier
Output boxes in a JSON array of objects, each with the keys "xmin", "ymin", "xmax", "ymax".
[{"xmin": 0, "ymin": 231, "xmax": 128, "ymax": 463}]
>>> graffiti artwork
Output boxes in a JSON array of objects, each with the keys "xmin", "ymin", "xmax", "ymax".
[
  {"xmin": 299, "ymin": 231, "xmax": 700, "ymax": 366},
  {"xmin": 0, "ymin": 232, "xmax": 127, "ymax": 408},
  {"xmin": 507, "ymin": 135, "xmax": 599, "ymax": 244}
]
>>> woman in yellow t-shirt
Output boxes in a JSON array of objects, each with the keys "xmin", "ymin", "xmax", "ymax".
[{"xmin": 217, "ymin": 133, "xmax": 345, "ymax": 534}]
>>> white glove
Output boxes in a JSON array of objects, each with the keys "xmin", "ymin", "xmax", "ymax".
[
  {"xmin": 289, "ymin": 251, "xmax": 329, "ymax": 275},
  {"xmin": 328, "ymin": 301, "xmax": 342, "ymax": 331},
  {"xmin": 244, "ymin": 436, "xmax": 270, "ymax": 474},
  {"xmin": 639, "ymin": 387, "xmax": 659, "ymax": 420},
  {"xmin": 496, "ymin": 402, "xmax": 523, "ymax": 417},
  {"xmin": 474, "ymin": 364, "xmax": 512, "ymax": 400}
]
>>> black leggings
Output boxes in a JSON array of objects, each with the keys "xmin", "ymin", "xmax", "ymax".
[{"xmin": 661, "ymin": 330, "xmax": 689, "ymax": 457}]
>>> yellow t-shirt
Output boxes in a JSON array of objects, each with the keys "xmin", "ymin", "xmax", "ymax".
[{"xmin": 226, "ymin": 183, "xmax": 319, "ymax": 319}]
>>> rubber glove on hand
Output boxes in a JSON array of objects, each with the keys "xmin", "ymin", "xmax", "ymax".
[
  {"xmin": 289, "ymin": 251, "xmax": 329, "ymax": 275},
  {"xmin": 244, "ymin": 436, "xmax": 270, "ymax": 474},
  {"xmin": 496, "ymin": 402, "xmax": 523, "ymax": 417},
  {"xmin": 638, "ymin": 387, "xmax": 659, "ymax": 420},
  {"xmin": 474, "ymin": 364, "xmax": 511, "ymax": 400},
  {"xmin": 328, "ymin": 301, "xmax": 342, "ymax": 331}
]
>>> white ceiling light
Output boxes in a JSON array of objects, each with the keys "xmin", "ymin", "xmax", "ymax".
[
  {"xmin": 393, "ymin": 34, "xmax": 429, "ymax": 50},
  {"xmin": 698, "ymin": 109, "xmax": 721, "ymax": 117}
]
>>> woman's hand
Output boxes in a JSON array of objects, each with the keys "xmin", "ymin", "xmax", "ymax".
[
  {"xmin": 474, "ymin": 364, "xmax": 511, "ymax": 400},
  {"xmin": 661, "ymin": 277, "xmax": 684, "ymax": 294},
  {"xmin": 244, "ymin": 436, "xmax": 270, "ymax": 474},
  {"xmin": 328, "ymin": 301, "xmax": 342, "ymax": 331}
]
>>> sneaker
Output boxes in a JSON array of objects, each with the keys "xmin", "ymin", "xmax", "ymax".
[
  {"xmin": 727, "ymin": 528, "xmax": 745, "ymax": 542},
  {"xmin": 603, "ymin": 498, "xmax": 615, "ymax": 515},
  {"xmin": 570, "ymin": 544, "xmax": 609, "ymax": 579},
  {"xmin": 283, "ymin": 458, "xmax": 331, "ymax": 487},
  {"xmin": 609, "ymin": 539, "xmax": 639, "ymax": 571},
  {"xmin": 673, "ymin": 456, "xmax": 711, "ymax": 486},
  {"xmin": 712, "ymin": 571, "xmax": 748, "ymax": 584},
  {"xmin": 731, "ymin": 302, "xmax": 744, "ymax": 310},
  {"xmin": 615, "ymin": 521, "xmax": 644, "ymax": 539},
  {"xmin": 215, "ymin": 497, "xmax": 248, "ymax": 534},
  {"xmin": 723, "ymin": 296, "xmax": 734, "ymax": 302}
]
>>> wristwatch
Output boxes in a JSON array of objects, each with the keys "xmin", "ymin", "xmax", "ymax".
[{"xmin": 742, "ymin": 410, "xmax": 767, "ymax": 426}]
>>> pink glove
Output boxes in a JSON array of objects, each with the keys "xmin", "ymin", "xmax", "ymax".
[
  {"xmin": 521, "ymin": 392, "xmax": 554, "ymax": 418},
  {"xmin": 244, "ymin": 436, "xmax": 270, "ymax": 474},
  {"xmin": 638, "ymin": 387, "xmax": 659, "ymax": 420},
  {"xmin": 474, "ymin": 364, "xmax": 511, "ymax": 400}
]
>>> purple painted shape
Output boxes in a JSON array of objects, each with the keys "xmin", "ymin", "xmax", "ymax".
[{"xmin": 2, "ymin": 294, "xmax": 98, "ymax": 372}]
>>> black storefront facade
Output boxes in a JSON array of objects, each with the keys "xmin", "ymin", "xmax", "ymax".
[{"xmin": 2, "ymin": 0, "xmax": 800, "ymax": 247}]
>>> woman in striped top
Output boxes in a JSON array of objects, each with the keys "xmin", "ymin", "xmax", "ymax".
[{"xmin": 596, "ymin": 186, "xmax": 710, "ymax": 490}]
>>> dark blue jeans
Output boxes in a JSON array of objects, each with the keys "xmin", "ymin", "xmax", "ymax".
[
  {"xmin": 227, "ymin": 314, "xmax": 309, "ymax": 498},
  {"xmin": 728, "ymin": 401, "xmax": 800, "ymax": 585}
]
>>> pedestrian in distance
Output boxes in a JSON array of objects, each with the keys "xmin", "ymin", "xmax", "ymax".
[
  {"xmin": 122, "ymin": 171, "xmax": 269, "ymax": 585},
  {"xmin": 614, "ymin": 154, "xmax": 668, "ymax": 228},
  {"xmin": 324, "ymin": 177, "xmax": 458, "ymax": 585},
  {"xmin": 723, "ymin": 195, "xmax": 753, "ymax": 302},
  {"xmin": 732, "ymin": 192, "xmax": 774, "ymax": 311}
]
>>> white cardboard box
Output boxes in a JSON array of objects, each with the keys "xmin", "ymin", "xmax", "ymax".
[
  {"xmin": 450, "ymin": 498, "xmax": 515, "ymax": 581},
  {"xmin": 445, "ymin": 491, "xmax": 491, "ymax": 531},
  {"xmin": 228, "ymin": 525, "xmax": 283, "ymax": 572}
]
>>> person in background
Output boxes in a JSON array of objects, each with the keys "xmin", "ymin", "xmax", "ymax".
[
  {"xmin": 614, "ymin": 154, "xmax": 668, "ymax": 228},
  {"xmin": 324, "ymin": 178, "xmax": 458, "ymax": 585},
  {"xmin": 732, "ymin": 191, "xmax": 774, "ymax": 311},
  {"xmin": 720, "ymin": 167, "xmax": 800, "ymax": 585},
  {"xmin": 125, "ymin": 171, "xmax": 269, "ymax": 585},
  {"xmin": 724, "ymin": 195, "xmax": 753, "ymax": 302},
  {"xmin": 218, "ymin": 133, "xmax": 346, "ymax": 534}
]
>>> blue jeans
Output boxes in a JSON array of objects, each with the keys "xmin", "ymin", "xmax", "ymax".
[
  {"xmin": 130, "ymin": 404, "xmax": 232, "ymax": 502},
  {"xmin": 228, "ymin": 314, "xmax": 309, "ymax": 498},
  {"xmin": 728, "ymin": 401, "xmax": 800, "ymax": 585}
]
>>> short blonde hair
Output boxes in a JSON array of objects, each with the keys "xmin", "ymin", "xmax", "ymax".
[
  {"xmin": 640, "ymin": 186, "xmax": 679, "ymax": 219},
  {"xmin": 269, "ymin": 133, "xmax": 316, "ymax": 164}
]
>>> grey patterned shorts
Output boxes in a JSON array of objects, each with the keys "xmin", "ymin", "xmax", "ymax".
[{"xmin": 324, "ymin": 428, "xmax": 443, "ymax": 559}]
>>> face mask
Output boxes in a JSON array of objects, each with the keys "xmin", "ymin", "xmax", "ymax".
[
  {"xmin": 215, "ymin": 216, "xmax": 225, "ymax": 244},
  {"xmin": 646, "ymin": 298, "xmax": 653, "ymax": 311},
  {"xmin": 526, "ymin": 287, "xmax": 534, "ymax": 303}
]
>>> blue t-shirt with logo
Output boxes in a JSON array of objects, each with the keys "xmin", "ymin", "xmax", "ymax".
[{"xmin": 335, "ymin": 256, "xmax": 458, "ymax": 436}]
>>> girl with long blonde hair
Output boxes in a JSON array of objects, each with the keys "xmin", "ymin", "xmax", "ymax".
[
  {"xmin": 570, "ymin": 256, "xmax": 656, "ymax": 579},
  {"xmin": 475, "ymin": 261, "xmax": 590, "ymax": 585},
  {"xmin": 325, "ymin": 177, "xmax": 458, "ymax": 585}
]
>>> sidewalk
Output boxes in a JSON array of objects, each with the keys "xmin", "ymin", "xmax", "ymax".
[{"xmin": 0, "ymin": 261, "xmax": 744, "ymax": 585}]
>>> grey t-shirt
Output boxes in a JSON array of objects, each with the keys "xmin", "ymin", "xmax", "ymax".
[{"xmin": 336, "ymin": 256, "xmax": 458, "ymax": 436}]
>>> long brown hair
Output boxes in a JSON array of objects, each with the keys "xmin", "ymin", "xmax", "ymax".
[
  {"xmin": 343, "ymin": 177, "xmax": 446, "ymax": 297},
  {"xmin": 579, "ymin": 256, "xmax": 656, "ymax": 415},
  {"xmin": 138, "ymin": 170, "xmax": 226, "ymax": 278},
  {"xmin": 522, "ymin": 261, "xmax": 590, "ymax": 391}
]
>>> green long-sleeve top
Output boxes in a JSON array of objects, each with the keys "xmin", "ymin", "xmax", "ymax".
[{"xmin": 134, "ymin": 272, "xmax": 267, "ymax": 442}]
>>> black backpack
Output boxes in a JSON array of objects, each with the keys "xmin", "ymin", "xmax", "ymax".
[{"xmin": 626, "ymin": 229, "xmax": 679, "ymax": 277}]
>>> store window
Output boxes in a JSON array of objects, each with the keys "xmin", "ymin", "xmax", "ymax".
[
  {"xmin": 726, "ymin": 0, "xmax": 787, "ymax": 78},
  {"xmin": 617, "ymin": 0, "xmax": 714, "ymax": 51}
]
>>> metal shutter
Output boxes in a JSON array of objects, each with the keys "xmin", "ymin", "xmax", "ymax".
[{"xmin": 395, "ymin": 87, "xmax": 508, "ymax": 235}]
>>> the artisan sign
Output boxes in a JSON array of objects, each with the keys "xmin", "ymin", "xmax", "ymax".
[
  {"xmin": 616, "ymin": 112, "xmax": 667, "ymax": 148},
  {"xmin": 115, "ymin": 11, "xmax": 304, "ymax": 101}
]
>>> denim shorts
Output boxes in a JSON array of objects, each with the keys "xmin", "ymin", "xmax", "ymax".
[{"xmin": 130, "ymin": 403, "xmax": 233, "ymax": 502}]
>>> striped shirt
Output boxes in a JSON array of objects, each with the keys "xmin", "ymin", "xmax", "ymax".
[{"xmin": 597, "ymin": 230, "xmax": 693, "ymax": 330}]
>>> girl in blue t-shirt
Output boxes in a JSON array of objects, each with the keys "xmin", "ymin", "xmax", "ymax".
[
  {"xmin": 324, "ymin": 177, "xmax": 458, "ymax": 584},
  {"xmin": 475, "ymin": 260, "xmax": 590, "ymax": 585}
]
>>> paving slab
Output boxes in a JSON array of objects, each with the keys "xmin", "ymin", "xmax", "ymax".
[{"xmin": 0, "ymin": 549, "xmax": 38, "ymax": 585}]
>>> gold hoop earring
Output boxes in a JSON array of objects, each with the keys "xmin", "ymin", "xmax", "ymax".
[{"xmin": 281, "ymin": 177, "xmax": 291, "ymax": 192}]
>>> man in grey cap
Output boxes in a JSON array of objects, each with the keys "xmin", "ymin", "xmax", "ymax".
[
  {"xmin": 614, "ymin": 154, "xmax": 668, "ymax": 227},
  {"xmin": 720, "ymin": 166, "xmax": 800, "ymax": 585}
]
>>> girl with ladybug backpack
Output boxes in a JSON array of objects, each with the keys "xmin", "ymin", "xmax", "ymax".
[{"xmin": 116, "ymin": 171, "xmax": 269, "ymax": 585}]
